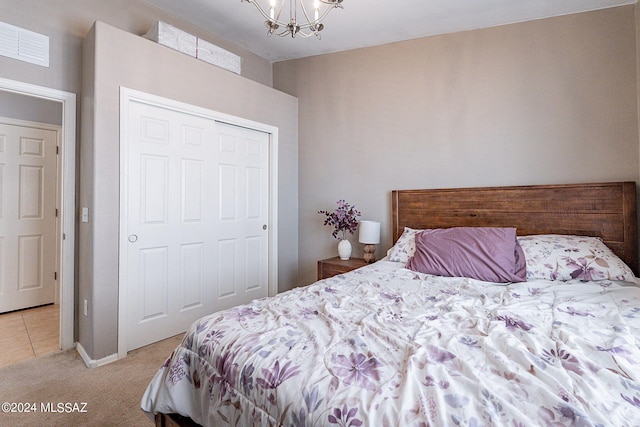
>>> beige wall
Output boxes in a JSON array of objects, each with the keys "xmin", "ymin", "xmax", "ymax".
[
  {"xmin": 0, "ymin": 0, "xmax": 272, "ymax": 94},
  {"xmin": 274, "ymin": 5, "xmax": 640, "ymax": 285},
  {"xmin": 81, "ymin": 21, "xmax": 298, "ymax": 360},
  {"xmin": 0, "ymin": 92, "xmax": 62, "ymax": 125}
]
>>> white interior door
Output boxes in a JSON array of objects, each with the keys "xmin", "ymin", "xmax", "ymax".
[
  {"xmin": 123, "ymin": 99, "xmax": 270, "ymax": 351},
  {"xmin": 0, "ymin": 119, "xmax": 58, "ymax": 313}
]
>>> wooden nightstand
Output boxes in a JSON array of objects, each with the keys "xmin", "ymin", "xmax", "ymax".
[{"xmin": 317, "ymin": 256, "xmax": 368, "ymax": 280}]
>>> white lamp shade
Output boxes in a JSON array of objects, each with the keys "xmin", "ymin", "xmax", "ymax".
[{"xmin": 359, "ymin": 220, "xmax": 381, "ymax": 244}]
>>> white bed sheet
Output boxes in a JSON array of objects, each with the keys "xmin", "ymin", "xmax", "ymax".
[{"xmin": 142, "ymin": 260, "xmax": 640, "ymax": 426}]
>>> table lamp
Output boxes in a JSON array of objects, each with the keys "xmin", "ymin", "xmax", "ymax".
[{"xmin": 359, "ymin": 220, "xmax": 381, "ymax": 263}]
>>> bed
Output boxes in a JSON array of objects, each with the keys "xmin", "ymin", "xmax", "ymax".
[{"xmin": 142, "ymin": 181, "xmax": 640, "ymax": 427}]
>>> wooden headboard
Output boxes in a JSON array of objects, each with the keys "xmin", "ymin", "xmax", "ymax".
[{"xmin": 392, "ymin": 182, "xmax": 638, "ymax": 275}]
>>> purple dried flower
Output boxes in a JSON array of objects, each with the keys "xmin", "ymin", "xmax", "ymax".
[{"xmin": 318, "ymin": 200, "xmax": 362, "ymax": 239}]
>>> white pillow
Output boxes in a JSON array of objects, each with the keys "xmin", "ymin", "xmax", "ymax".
[
  {"xmin": 387, "ymin": 227, "xmax": 422, "ymax": 264},
  {"xmin": 517, "ymin": 234, "xmax": 636, "ymax": 283}
]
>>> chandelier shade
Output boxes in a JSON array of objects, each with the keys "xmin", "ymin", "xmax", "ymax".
[{"xmin": 242, "ymin": 0, "xmax": 344, "ymax": 39}]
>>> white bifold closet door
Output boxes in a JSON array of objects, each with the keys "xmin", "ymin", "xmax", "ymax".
[{"xmin": 124, "ymin": 100, "xmax": 269, "ymax": 351}]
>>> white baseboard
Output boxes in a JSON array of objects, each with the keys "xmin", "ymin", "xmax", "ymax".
[{"xmin": 76, "ymin": 342, "xmax": 119, "ymax": 368}]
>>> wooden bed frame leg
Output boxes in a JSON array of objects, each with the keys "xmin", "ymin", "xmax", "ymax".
[
  {"xmin": 154, "ymin": 413, "xmax": 166, "ymax": 427},
  {"xmin": 155, "ymin": 413, "xmax": 202, "ymax": 427}
]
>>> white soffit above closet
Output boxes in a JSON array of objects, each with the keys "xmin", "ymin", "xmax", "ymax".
[
  {"xmin": 0, "ymin": 21, "xmax": 49, "ymax": 67},
  {"xmin": 142, "ymin": 0, "xmax": 635, "ymax": 62}
]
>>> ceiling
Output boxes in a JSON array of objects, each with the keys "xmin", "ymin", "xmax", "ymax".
[{"xmin": 142, "ymin": 0, "xmax": 635, "ymax": 62}]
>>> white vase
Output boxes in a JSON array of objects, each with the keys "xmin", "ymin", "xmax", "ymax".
[{"xmin": 338, "ymin": 239, "xmax": 352, "ymax": 260}]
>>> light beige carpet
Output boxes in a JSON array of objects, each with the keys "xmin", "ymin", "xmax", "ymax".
[{"xmin": 0, "ymin": 334, "xmax": 183, "ymax": 427}]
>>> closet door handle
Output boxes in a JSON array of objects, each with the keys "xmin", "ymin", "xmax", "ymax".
[{"xmin": 128, "ymin": 234, "xmax": 138, "ymax": 243}]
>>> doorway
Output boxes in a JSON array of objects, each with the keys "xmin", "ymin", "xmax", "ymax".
[
  {"xmin": 0, "ymin": 77, "xmax": 76, "ymax": 352},
  {"xmin": 0, "ymin": 118, "xmax": 59, "ymax": 313}
]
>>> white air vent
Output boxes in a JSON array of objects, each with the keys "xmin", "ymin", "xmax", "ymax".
[{"xmin": 0, "ymin": 21, "xmax": 49, "ymax": 67}]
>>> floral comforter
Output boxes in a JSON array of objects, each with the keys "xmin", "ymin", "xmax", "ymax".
[{"xmin": 141, "ymin": 260, "xmax": 640, "ymax": 426}]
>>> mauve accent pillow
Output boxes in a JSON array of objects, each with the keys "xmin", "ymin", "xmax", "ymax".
[{"xmin": 407, "ymin": 227, "xmax": 526, "ymax": 283}]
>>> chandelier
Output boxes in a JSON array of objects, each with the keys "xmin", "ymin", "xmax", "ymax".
[{"xmin": 242, "ymin": 0, "xmax": 344, "ymax": 39}]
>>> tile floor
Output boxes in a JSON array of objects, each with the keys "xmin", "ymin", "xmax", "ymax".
[{"xmin": 0, "ymin": 304, "xmax": 60, "ymax": 368}]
